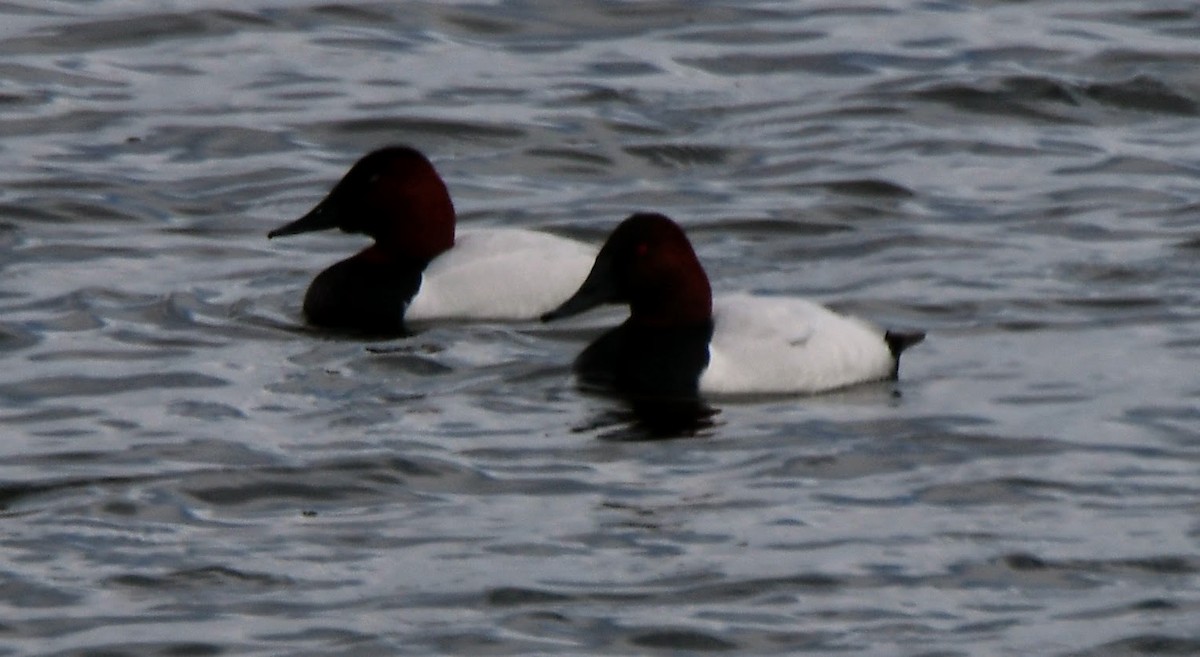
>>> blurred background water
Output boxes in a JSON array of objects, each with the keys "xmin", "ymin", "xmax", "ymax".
[{"xmin": 0, "ymin": 1, "xmax": 1198, "ymax": 655}]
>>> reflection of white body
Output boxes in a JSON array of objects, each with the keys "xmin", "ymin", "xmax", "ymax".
[
  {"xmin": 406, "ymin": 229, "xmax": 598, "ymax": 322},
  {"xmin": 700, "ymin": 293, "xmax": 896, "ymax": 395}
]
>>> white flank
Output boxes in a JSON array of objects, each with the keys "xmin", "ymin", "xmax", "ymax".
[
  {"xmin": 405, "ymin": 228, "xmax": 598, "ymax": 322},
  {"xmin": 699, "ymin": 293, "xmax": 895, "ymax": 395}
]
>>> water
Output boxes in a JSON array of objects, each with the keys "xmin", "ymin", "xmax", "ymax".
[{"xmin": 1, "ymin": 1, "xmax": 1198, "ymax": 655}]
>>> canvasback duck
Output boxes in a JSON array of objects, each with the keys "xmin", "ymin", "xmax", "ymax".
[
  {"xmin": 542, "ymin": 213, "xmax": 924, "ymax": 399},
  {"xmin": 269, "ymin": 146, "xmax": 597, "ymax": 334}
]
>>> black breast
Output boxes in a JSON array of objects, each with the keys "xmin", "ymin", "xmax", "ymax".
[
  {"xmin": 574, "ymin": 320, "xmax": 714, "ymax": 401},
  {"xmin": 302, "ymin": 257, "xmax": 423, "ymax": 335}
]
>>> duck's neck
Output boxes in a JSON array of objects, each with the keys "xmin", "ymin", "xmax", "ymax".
[
  {"xmin": 370, "ymin": 217, "xmax": 455, "ymax": 266},
  {"xmin": 367, "ymin": 181, "xmax": 457, "ymax": 263},
  {"xmin": 371, "ymin": 239, "xmax": 453, "ymax": 269},
  {"xmin": 354, "ymin": 243, "xmax": 434, "ymax": 270},
  {"xmin": 629, "ymin": 273, "xmax": 713, "ymax": 328}
]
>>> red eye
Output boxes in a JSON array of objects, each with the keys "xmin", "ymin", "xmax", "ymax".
[{"xmin": 635, "ymin": 242, "xmax": 649, "ymax": 257}]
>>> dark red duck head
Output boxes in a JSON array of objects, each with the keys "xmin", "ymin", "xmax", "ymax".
[
  {"xmin": 269, "ymin": 145, "xmax": 456, "ymax": 264},
  {"xmin": 543, "ymin": 213, "xmax": 713, "ymax": 327}
]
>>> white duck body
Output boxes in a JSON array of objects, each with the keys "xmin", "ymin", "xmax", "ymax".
[
  {"xmin": 405, "ymin": 228, "xmax": 599, "ymax": 322},
  {"xmin": 699, "ymin": 293, "xmax": 897, "ymax": 395}
]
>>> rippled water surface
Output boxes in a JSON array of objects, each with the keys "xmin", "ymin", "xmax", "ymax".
[{"xmin": 1, "ymin": 1, "xmax": 1199, "ymax": 655}]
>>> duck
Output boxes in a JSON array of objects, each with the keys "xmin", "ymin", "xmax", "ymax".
[
  {"xmin": 541, "ymin": 212, "xmax": 924, "ymax": 399},
  {"xmin": 268, "ymin": 146, "xmax": 597, "ymax": 334}
]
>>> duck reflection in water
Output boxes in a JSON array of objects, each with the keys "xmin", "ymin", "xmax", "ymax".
[{"xmin": 578, "ymin": 395, "xmax": 720, "ymax": 441}]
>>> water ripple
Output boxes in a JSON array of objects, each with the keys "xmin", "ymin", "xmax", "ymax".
[{"xmin": 0, "ymin": 1, "xmax": 1198, "ymax": 655}]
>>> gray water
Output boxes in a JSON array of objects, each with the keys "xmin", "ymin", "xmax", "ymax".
[{"xmin": 1, "ymin": 1, "xmax": 1198, "ymax": 655}]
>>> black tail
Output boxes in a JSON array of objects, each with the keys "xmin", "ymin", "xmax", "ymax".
[{"xmin": 884, "ymin": 330, "xmax": 925, "ymax": 377}]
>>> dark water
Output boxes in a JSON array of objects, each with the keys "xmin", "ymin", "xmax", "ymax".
[{"xmin": 1, "ymin": 2, "xmax": 1198, "ymax": 655}]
